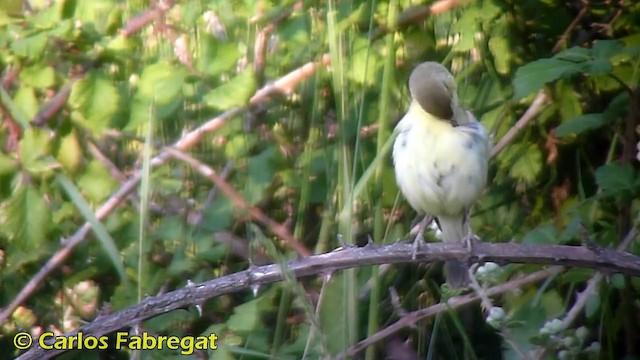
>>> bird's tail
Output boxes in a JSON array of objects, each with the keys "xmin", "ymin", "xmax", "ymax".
[{"xmin": 438, "ymin": 213, "xmax": 469, "ymax": 288}]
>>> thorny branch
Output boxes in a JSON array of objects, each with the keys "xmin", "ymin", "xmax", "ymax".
[{"xmin": 17, "ymin": 241, "xmax": 640, "ymax": 359}]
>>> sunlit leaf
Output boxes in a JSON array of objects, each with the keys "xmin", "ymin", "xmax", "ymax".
[
  {"xmin": 77, "ymin": 160, "xmax": 118, "ymax": 202},
  {"xmin": 453, "ymin": 7, "xmax": 479, "ymax": 52},
  {"xmin": 204, "ymin": 69, "xmax": 256, "ymax": 110},
  {"xmin": 349, "ymin": 37, "xmax": 380, "ymax": 85},
  {"xmin": 69, "ymin": 71, "xmax": 121, "ymax": 135},
  {"xmin": 489, "ymin": 35, "xmax": 510, "ymax": 75},
  {"xmin": 0, "ymin": 87, "xmax": 30, "ymax": 128},
  {"xmin": 14, "ymin": 86, "xmax": 39, "ymax": 120},
  {"xmin": 57, "ymin": 130, "xmax": 83, "ymax": 172},
  {"xmin": 11, "ymin": 31, "xmax": 48, "ymax": 59},
  {"xmin": 19, "ymin": 128, "xmax": 52, "ymax": 173},
  {"xmin": 556, "ymin": 81, "xmax": 582, "ymax": 121},
  {"xmin": 138, "ymin": 62, "xmax": 186, "ymax": 104},
  {"xmin": 1, "ymin": 185, "xmax": 51, "ymax": 249},
  {"xmin": 19, "ymin": 65, "xmax": 55, "ymax": 88},
  {"xmin": 502, "ymin": 143, "xmax": 543, "ymax": 184},
  {"xmin": 196, "ymin": 37, "xmax": 239, "ymax": 76},
  {"xmin": 0, "ymin": 152, "xmax": 18, "ymax": 175}
]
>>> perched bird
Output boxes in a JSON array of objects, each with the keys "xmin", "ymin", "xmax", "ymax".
[{"xmin": 392, "ymin": 62, "xmax": 490, "ymax": 288}]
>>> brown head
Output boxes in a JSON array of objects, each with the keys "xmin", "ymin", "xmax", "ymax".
[{"xmin": 408, "ymin": 62, "xmax": 457, "ymax": 121}]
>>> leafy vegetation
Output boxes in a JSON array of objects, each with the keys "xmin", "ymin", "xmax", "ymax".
[{"xmin": 1, "ymin": 0, "xmax": 639, "ymax": 359}]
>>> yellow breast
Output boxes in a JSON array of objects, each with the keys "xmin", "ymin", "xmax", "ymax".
[{"xmin": 392, "ymin": 101, "xmax": 489, "ymax": 216}]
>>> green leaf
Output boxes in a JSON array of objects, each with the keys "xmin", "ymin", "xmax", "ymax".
[
  {"xmin": 196, "ymin": 37, "xmax": 240, "ymax": 76},
  {"xmin": 69, "ymin": 71, "xmax": 120, "ymax": 135},
  {"xmin": 595, "ymin": 163, "xmax": 636, "ymax": 194},
  {"xmin": 19, "ymin": 128, "xmax": 52, "ymax": 173},
  {"xmin": 227, "ymin": 290, "xmax": 275, "ymax": 333},
  {"xmin": 244, "ymin": 147, "xmax": 277, "ymax": 205},
  {"xmin": 56, "ymin": 173, "xmax": 127, "ymax": 283},
  {"xmin": 0, "ymin": 86, "xmax": 30, "ymax": 128},
  {"xmin": 14, "ymin": 86, "xmax": 39, "ymax": 120},
  {"xmin": 504, "ymin": 143, "xmax": 543, "ymax": 184},
  {"xmin": 19, "ymin": 65, "xmax": 56, "ymax": 89},
  {"xmin": 586, "ymin": 58, "xmax": 613, "ymax": 75},
  {"xmin": 554, "ymin": 46, "xmax": 590, "ymax": 62},
  {"xmin": 0, "ymin": 0, "xmax": 22, "ymax": 16},
  {"xmin": 585, "ymin": 293, "xmax": 600, "ymax": 318},
  {"xmin": 559, "ymin": 217, "xmax": 581, "ymax": 242},
  {"xmin": 513, "ymin": 58, "xmax": 586, "ymax": 99},
  {"xmin": 348, "ymin": 37, "xmax": 379, "ymax": 85},
  {"xmin": 280, "ymin": 12, "xmax": 312, "ymax": 55},
  {"xmin": 77, "ymin": 160, "xmax": 118, "ymax": 202},
  {"xmin": 522, "ymin": 224, "xmax": 558, "ymax": 245},
  {"xmin": 127, "ymin": 94, "xmax": 182, "ymax": 130},
  {"xmin": 138, "ymin": 62, "xmax": 186, "ymax": 104},
  {"xmin": 556, "ymin": 81, "xmax": 582, "ymax": 121},
  {"xmin": 56, "ymin": 130, "xmax": 83, "ymax": 172},
  {"xmin": 555, "ymin": 113, "xmax": 606, "ymax": 137},
  {"xmin": 592, "ymin": 40, "xmax": 624, "ymax": 59},
  {"xmin": 1, "ymin": 185, "xmax": 51, "ymax": 249},
  {"xmin": 489, "ymin": 36, "xmax": 510, "ymax": 74},
  {"xmin": 452, "ymin": 7, "xmax": 479, "ymax": 52},
  {"xmin": 540, "ymin": 290, "xmax": 564, "ymax": 319},
  {"xmin": 204, "ymin": 69, "xmax": 256, "ymax": 110},
  {"xmin": 0, "ymin": 151, "xmax": 18, "ymax": 175},
  {"xmin": 11, "ymin": 31, "xmax": 48, "ymax": 59},
  {"xmin": 611, "ymin": 274, "xmax": 625, "ymax": 289}
]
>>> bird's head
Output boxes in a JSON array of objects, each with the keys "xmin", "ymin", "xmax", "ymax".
[{"xmin": 408, "ymin": 62, "xmax": 459, "ymax": 123}]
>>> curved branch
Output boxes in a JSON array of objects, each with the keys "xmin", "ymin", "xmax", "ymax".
[{"xmin": 16, "ymin": 241, "xmax": 640, "ymax": 359}]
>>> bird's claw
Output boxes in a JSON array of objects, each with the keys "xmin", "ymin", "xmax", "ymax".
[
  {"xmin": 411, "ymin": 216, "xmax": 430, "ymax": 259},
  {"xmin": 412, "ymin": 234, "xmax": 425, "ymax": 259},
  {"xmin": 464, "ymin": 233, "xmax": 481, "ymax": 253}
]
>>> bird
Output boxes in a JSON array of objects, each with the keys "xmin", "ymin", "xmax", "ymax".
[{"xmin": 392, "ymin": 62, "xmax": 490, "ymax": 288}]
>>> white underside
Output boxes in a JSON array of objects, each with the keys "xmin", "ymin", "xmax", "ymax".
[{"xmin": 392, "ymin": 102, "xmax": 490, "ymax": 239}]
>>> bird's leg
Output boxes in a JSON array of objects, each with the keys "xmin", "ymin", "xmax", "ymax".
[
  {"xmin": 462, "ymin": 208, "xmax": 477, "ymax": 252},
  {"xmin": 412, "ymin": 215, "xmax": 433, "ymax": 259}
]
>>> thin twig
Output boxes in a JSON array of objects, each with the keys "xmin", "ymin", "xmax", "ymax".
[
  {"xmin": 551, "ymin": 6, "xmax": 588, "ymax": 53},
  {"xmin": 490, "ymin": 90, "xmax": 547, "ymax": 158}
]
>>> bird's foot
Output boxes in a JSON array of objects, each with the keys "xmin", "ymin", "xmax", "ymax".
[
  {"xmin": 411, "ymin": 215, "xmax": 432, "ymax": 259},
  {"xmin": 411, "ymin": 233, "xmax": 425, "ymax": 260},
  {"xmin": 464, "ymin": 233, "xmax": 481, "ymax": 253}
]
